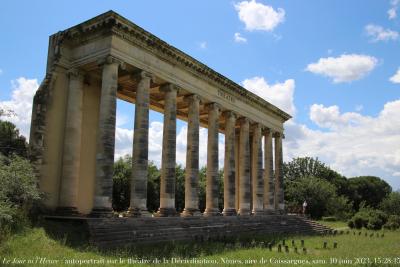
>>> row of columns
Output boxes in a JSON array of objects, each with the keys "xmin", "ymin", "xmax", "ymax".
[{"xmin": 57, "ymin": 57, "xmax": 285, "ymax": 217}]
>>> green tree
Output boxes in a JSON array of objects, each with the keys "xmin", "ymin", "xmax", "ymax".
[
  {"xmin": 198, "ymin": 166, "xmax": 206, "ymax": 212},
  {"xmin": 285, "ymin": 176, "xmax": 337, "ymax": 219},
  {"xmin": 380, "ymin": 191, "xmax": 400, "ymax": 216},
  {"xmin": 283, "ymin": 157, "xmax": 348, "ymax": 195},
  {"xmin": 347, "ymin": 176, "xmax": 392, "ymax": 210},
  {"xmin": 0, "ymin": 120, "xmax": 28, "ymax": 158},
  {"xmin": 112, "ymin": 155, "xmax": 132, "ymax": 211},
  {"xmin": 175, "ymin": 164, "xmax": 185, "ymax": 212},
  {"xmin": 147, "ymin": 162, "xmax": 160, "ymax": 212}
]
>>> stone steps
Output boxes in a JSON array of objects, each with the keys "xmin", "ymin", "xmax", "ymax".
[{"xmin": 79, "ymin": 215, "xmax": 333, "ymax": 248}]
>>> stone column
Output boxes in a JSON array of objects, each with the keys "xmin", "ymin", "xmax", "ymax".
[
  {"xmin": 237, "ymin": 118, "xmax": 251, "ymax": 216},
  {"xmin": 58, "ymin": 68, "xmax": 84, "ymax": 215},
  {"xmin": 234, "ymin": 132, "xmax": 240, "ymax": 210},
  {"xmin": 222, "ymin": 111, "xmax": 236, "ymax": 216},
  {"xmin": 156, "ymin": 84, "xmax": 178, "ymax": 217},
  {"xmin": 127, "ymin": 71, "xmax": 152, "ymax": 217},
  {"xmin": 91, "ymin": 56, "xmax": 121, "ymax": 217},
  {"xmin": 203, "ymin": 103, "xmax": 221, "ymax": 216},
  {"xmin": 263, "ymin": 128, "xmax": 275, "ymax": 212},
  {"xmin": 181, "ymin": 95, "xmax": 201, "ymax": 217},
  {"xmin": 274, "ymin": 132, "xmax": 285, "ymax": 212},
  {"xmin": 251, "ymin": 123, "xmax": 263, "ymax": 215}
]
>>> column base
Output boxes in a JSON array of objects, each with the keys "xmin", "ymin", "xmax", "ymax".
[
  {"xmin": 89, "ymin": 207, "xmax": 114, "ymax": 218},
  {"xmin": 251, "ymin": 209, "xmax": 264, "ymax": 216},
  {"xmin": 181, "ymin": 208, "xmax": 202, "ymax": 217},
  {"xmin": 222, "ymin": 208, "xmax": 237, "ymax": 216},
  {"xmin": 203, "ymin": 208, "xmax": 221, "ymax": 216},
  {"xmin": 237, "ymin": 209, "xmax": 251, "ymax": 216},
  {"xmin": 154, "ymin": 208, "xmax": 178, "ymax": 217},
  {"xmin": 55, "ymin": 206, "xmax": 80, "ymax": 217},
  {"xmin": 126, "ymin": 207, "xmax": 152, "ymax": 217}
]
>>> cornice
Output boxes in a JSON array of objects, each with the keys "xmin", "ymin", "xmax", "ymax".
[{"xmin": 57, "ymin": 10, "xmax": 292, "ymax": 122}]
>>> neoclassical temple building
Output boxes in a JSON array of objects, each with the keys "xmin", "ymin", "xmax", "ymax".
[{"xmin": 30, "ymin": 11, "xmax": 291, "ymax": 218}]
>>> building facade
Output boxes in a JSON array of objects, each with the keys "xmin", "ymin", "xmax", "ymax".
[{"xmin": 29, "ymin": 11, "xmax": 291, "ymax": 217}]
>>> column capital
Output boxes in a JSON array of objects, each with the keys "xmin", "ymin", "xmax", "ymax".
[
  {"xmin": 222, "ymin": 110, "xmax": 236, "ymax": 119},
  {"xmin": 250, "ymin": 122, "xmax": 262, "ymax": 132},
  {"xmin": 132, "ymin": 70, "xmax": 154, "ymax": 83},
  {"xmin": 204, "ymin": 102, "xmax": 221, "ymax": 112},
  {"xmin": 67, "ymin": 68, "xmax": 85, "ymax": 80},
  {"xmin": 97, "ymin": 55, "xmax": 126, "ymax": 70},
  {"xmin": 273, "ymin": 132, "xmax": 283, "ymax": 138},
  {"xmin": 183, "ymin": 94, "xmax": 201, "ymax": 104},
  {"xmin": 160, "ymin": 83, "xmax": 178, "ymax": 93},
  {"xmin": 262, "ymin": 127, "xmax": 272, "ymax": 135},
  {"xmin": 237, "ymin": 117, "xmax": 250, "ymax": 125}
]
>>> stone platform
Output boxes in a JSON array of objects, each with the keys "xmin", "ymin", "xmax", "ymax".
[{"xmin": 44, "ymin": 215, "xmax": 332, "ymax": 249}]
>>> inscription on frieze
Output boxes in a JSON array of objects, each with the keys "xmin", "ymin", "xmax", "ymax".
[{"xmin": 218, "ymin": 89, "xmax": 236, "ymax": 103}]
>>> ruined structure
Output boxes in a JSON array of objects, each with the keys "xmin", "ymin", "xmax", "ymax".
[{"xmin": 30, "ymin": 11, "xmax": 291, "ymax": 218}]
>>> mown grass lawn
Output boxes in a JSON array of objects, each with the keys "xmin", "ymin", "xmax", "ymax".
[{"xmin": 1, "ymin": 221, "xmax": 399, "ymax": 267}]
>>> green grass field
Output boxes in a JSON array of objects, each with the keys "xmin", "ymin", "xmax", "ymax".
[{"xmin": 1, "ymin": 221, "xmax": 399, "ymax": 267}]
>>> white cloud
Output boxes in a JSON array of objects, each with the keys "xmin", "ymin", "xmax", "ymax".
[
  {"xmin": 0, "ymin": 77, "xmax": 39, "ymax": 138},
  {"xmin": 285, "ymin": 100, "xmax": 400, "ymax": 189},
  {"xmin": 234, "ymin": 0, "xmax": 285, "ymax": 32},
  {"xmin": 306, "ymin": 54, "xmax": 378, "ymax": 83},
  {"xmin": 199, "ymin": 41, "xmax": 207, "ymax": 49},
  {"xmin": 389, "ymin": 68, "xmax": 400, "ymax": 83},
  {"xmin": 242, "ymin": 76, "xmax": 295, "ymax": 116},
  {"xmin": 234, "ymin": 32, "xmax": 247, "ymax": 43},
  {"xmin": 309, "ymin": 104, "xmax": 369, "ymax": 130},
  {"xmin": 365, "ymin": 24, "xmax": 399, "ymax": 42},
  {"xmin": 388, "ymin": 0, "xmax": 400, "ymax": 19}
]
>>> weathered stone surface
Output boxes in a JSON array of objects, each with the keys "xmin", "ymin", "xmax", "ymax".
[
  {"xmin": 77, "ymin": 216, "xmax": 332, "ymax": 248},
  {"xmin": 181, "ymin": 95, "xmax": 201, "ymax": 217},
  {"xmin": 156, "ymin": 84, "xmax": 178, "ymax": 217},
  {"xmin": 274, "ymin": 132, "xmax": 285, "ymax": 211},
  {"xmin": 91, "ymin": 58, "xmax": 119, "ymax": 217},
  {"xmin": 263, "ymin": 129, "xmax": 275, "ymax": 212},
  {"xmin": 127, "ymin": 71, "xmax": 152, "ymax": 217},
  {"xmin": 251, "ymin": 124, "xmax": 263, "ymax": 215},
  {"xmin": 222, "ymin": 111, "xmax": 236, "ymax": 216},
  {"xmin": 204, "ymin": 103, "xmax": 221, "ymax": 216},
  {"xmin": 238, "ymin": 118, "xmax": 251, "ymax": 216},
  {"xmin": 58, "ymin": 69, "xmax": 84, "ymax": 215}
]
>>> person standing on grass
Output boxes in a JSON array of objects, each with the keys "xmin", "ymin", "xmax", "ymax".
[{"xmin": 302, "ymin": 200, "xmax": 308, "ymax": 216}]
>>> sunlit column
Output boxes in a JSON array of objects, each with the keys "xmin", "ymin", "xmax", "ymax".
[
  {"xmin": 181, "ymin": 94, "xmax": 201, "ymax": 216},
  {"xmin": 156, "ymin": 84, "xmax": 178, "ymax": 217},
  {"xmin": 91, "ymin": 56, "xmax": 122, "ymax": 217},
  {"xmin": 237, "ymin": 118, "xmax": 251, "ymax": 216},
  {"xmin": 222, "ymin": 111, "xmax": 236, "ymax": 216},
  {"xmin": 203, "ymin": 103, "xmax": 221, "ymax": 216},
  {"xmin": 127, "ymin": 71, "xmax": 152, "ymax": 217},
  {"xmin": 58, "ymin": 68, "xmax": 84, "ymax": 215}
]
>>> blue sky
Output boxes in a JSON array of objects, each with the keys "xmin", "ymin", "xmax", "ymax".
[{"xmin": 0, "ymin": 1, "xmax": 399, "ymax": 189}]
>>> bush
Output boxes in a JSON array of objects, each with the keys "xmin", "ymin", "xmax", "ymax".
[
  {"xmin": 0, "ymin": 155, "xmax": 40, "ymax": 237},
  {"xmin": 383, "ymin": 215, "xmax": 400, "ymax": 230},
  {"xmin": 348, "ymin": 207, "xmax": 388, "ymax": 230},
  {"xmin": 380, "ymin": 192, "xmax": 400, "ymax": 216}
]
